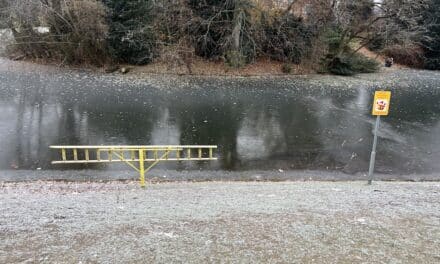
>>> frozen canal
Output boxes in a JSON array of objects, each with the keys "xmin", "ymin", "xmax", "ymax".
[
  {"xmin": 0, "ymin": 181, "xmax": 439, "ymax": 263},
  {"xmin": 0, "ymin": 58, "xmax": 439, "ymax": 181}
]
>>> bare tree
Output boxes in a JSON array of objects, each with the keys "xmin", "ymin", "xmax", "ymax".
[
  {"xmin": 0, "ymin": 0, "xmax": 108, "ymax": 64},
  {"xmin": 326, "ymin": 0, "xmax": 431, "ymax": 56}
]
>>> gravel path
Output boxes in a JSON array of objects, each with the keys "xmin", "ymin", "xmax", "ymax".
[{"xmin": 1, "ymin": 181, "xmax": 439, "ymax": 263}]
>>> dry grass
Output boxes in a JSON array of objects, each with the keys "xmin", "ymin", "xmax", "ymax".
[
  {"xmin": 358, "ymin": 47, "xmax": 408, "ymax": 69},
  {"xmin": 127, "ymin": 57, "xmax": 315, "ymax": 77}
]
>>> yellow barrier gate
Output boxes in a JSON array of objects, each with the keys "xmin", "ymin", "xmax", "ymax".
[{"xmin": 50, "ymin": 145, "xmax": 218, "ymax": 187}]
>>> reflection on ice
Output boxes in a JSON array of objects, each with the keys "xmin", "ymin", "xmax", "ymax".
[{"xmin": 0, "ymin": 65, "xmax": 439, "ymax": 175}]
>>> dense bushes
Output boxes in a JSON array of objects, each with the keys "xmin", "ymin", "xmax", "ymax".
[
  {"xmin": 322, "ymin": 53, "xmax": 379, "ymax": 76},
  {"xmin": 320, "ymin": 29, "xmax": 380, "ymax": 75},
  {"xmin": 366, "ymin": 0, "xmax": 439, "ymax": 70},
  {"xmin": 425, "ymin": 58, "xmax": 440, "ymax": 70},
  {"xmin": 53, "ymin": 0, "xmax": 108, "ymax": 64},
  {"xmin": 2, "ymin": 0, "xmax": 109, "ymax": 65},
  {"xmin": 383, "ymin": 44, "xmax": 425, "ymax": 68},
  {"xmin": 259, "ymin": 11, "xmax": 314, "ymax": 64},
  {"xmin": 1, "ymin": 0, "xmax": 318, "ymax": 69},
  {"xmin": 188, "ymin": 1, "xmax": 252, "ymax": 58},
  {"xmin": 186, "ymin": 0, "xmax": 257, "ymax": 67},
  {"xmin": 104, "ymin": 0, "xmax": 156, "ymax": 65},
  {"xmin": 1, "ymin": 0, "xmax": 437, "ymax": 73},
  {"xmin": 422, "ymin": 0, "xmax": 440, "ymax": 70},
  {"xmin": 154, "ymin": 0, "xmax": 316, "ymax": 68},
  {"xmin": 366, "ymin": 33, "xmax": 386, "ymax": 52}
]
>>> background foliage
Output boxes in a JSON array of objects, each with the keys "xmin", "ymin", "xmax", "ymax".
[{"xmin": 0, "ymin": 0, "xmax": 437, "ymax": 74}]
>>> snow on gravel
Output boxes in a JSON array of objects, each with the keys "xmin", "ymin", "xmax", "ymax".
[{"xmin": 0, "ymin": 181, "xmax": 439, "ymax": 263}]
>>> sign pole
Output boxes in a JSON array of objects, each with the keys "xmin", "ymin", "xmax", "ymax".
[
  {"xmin": 368, "ymin": 115, "xmax": 381, "ymax": 185},
  {"xmin": 368, "ymin": 90, "xmax": 391, "ymax": 185}
]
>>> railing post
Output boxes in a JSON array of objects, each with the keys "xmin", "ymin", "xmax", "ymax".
[
  {"xmin": 139, "ymin": 149, "xmax": 145, "ymax": 188},
  {"xmin": 61, "ymin": 149, "xmax": 66, "ymax": 161},
  {"xmin": 85, "ymin": 149, "xmax": 89, "ymax": 161}
]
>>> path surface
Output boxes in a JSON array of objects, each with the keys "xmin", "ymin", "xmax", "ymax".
[{"xmin": 1, "ymin": 181, "xmax": 439, "ymax": 263}]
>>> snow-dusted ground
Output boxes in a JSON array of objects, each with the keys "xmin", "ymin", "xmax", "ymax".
[{"xmin": 1, "ymin": 181, "xmax": 439, "ymax": 263}]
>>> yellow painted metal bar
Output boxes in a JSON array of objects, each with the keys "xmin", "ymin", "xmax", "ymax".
[
  {"xmin": 187, "ymin": 148, "xmax": 191, "ymax": 159},
  {"xmin": 118, "ymin": 150, "xmax": 124, "ymax": 161},
  {"xmin": 61, "ymin": 149, "xmax": 66, "ymax": 161},
  {"xmin": 144, "ymin": 150, "xmax": 171, "ymax": 174},
  {"xmin": 85, "ymin": 149, "xmax": 89, "ymax": 161},
  {"xmin": 97, "ymin": 149, "xmax": 101, "ymax": 161},
  {"xmin": 112, "ymin": 151, "xmax": 139, "ymax": 172},
  {"xmin": 139, "ymin": 149, "xmax": 145, "ymax": 188},
  {"xmin": 198, "ymin": 148, "xmax": 202, "ymax": 159},
  {"xmin": 73, "ymin": 149, "xmax": 78, "ymax": 161},
  {"xmin": 209, "ymin": 148, "xmax": 213, "ymax": 159},
  {"xmin": 131, "ymin": 150, "xmax": 135, "ymax": 160},
  {"xmin": 51, "ymin": 158, "xmax": 216, "ymax": 164},
  {"xmin": 108, "ymin": 150, "xmax": 112, "ymax": 162},
  {"xmin": 154, "ymin": 150, "xmax": 158, "ymax": 160},
  {"xmin": 51, "ymin": 145, "xmax": 217, "ymax": 149},
  {"xmin": 176, "ymin": 149, "xmax": 180, "ymax": 160}
]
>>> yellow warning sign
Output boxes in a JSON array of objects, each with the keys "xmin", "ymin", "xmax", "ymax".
[{"xmin": 372, "ymin": 91, "xmax": 391, "ymax": 116}]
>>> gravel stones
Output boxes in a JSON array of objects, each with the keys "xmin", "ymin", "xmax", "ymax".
[{"xmin": 1, "ymin": 181, "xmax": 439, "ymax": 263}]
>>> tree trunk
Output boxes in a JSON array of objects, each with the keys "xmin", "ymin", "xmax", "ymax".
[{"xmin": 231, "ymin": 9, "xmax": 244, "ymax": 51}]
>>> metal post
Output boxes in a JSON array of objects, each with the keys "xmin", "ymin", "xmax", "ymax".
[
  {"xmin": 368, "ymin": 116, "xmax": 381, "ymax": 185},
  {"xmin": 139, "ymin": 150, "xmax": 145, "ymax": 188}
]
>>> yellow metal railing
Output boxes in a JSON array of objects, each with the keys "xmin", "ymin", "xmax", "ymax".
[{"xmin": 50, "ymin": 145, "xmax": 218, "ymax": 187}]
